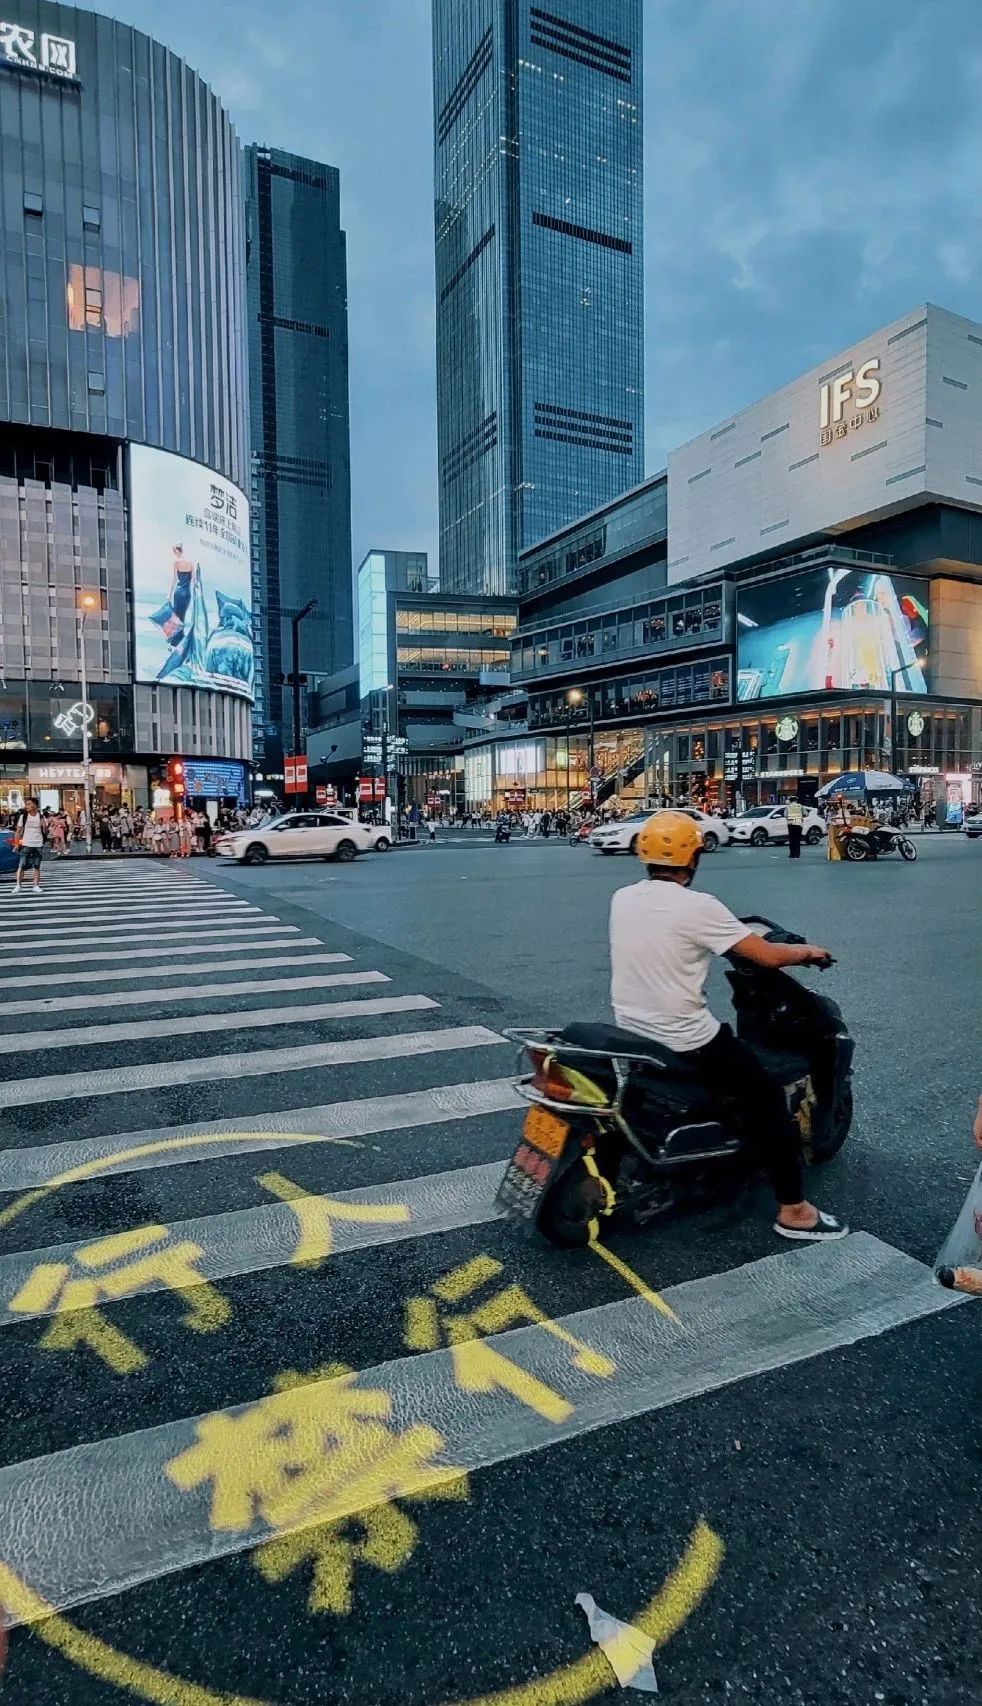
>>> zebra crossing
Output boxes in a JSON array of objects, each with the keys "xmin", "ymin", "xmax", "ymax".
[{"xmin": 0, "ymin": 859, "xmax": 962, "ymax": 1696}]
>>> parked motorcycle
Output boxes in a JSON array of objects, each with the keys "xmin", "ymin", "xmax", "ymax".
[
  {"xmin": 496, "ymin": 917, "xmax": 854, "ymax": 1247},
  {"xmin": 840, "ymin": 823, "xmax": 917, "ymax": 862}
]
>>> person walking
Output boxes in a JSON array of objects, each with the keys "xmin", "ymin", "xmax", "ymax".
[
  {"xmin": 13, "ymin": 797, "xmax": 46, "ymax": 892},
  {"xmin": 787, "ymin": 795, "xmax": 804, "ymax": 860},
  {"xmin": 47, "ymin": 810, "xmax": 67, "ymax": 859}
]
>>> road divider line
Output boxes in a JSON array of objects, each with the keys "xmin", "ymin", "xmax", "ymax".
[
  {"xmin": 0, "ymin": 1233, "xmax": 958, "ymax": 1625},
  {"xmin": 0, "ymin": 934, "xmax": 314, "ymax": 970},
  {"xmin": 0, "ymin": 970, "xmax": 390, "ymax": 1017},
  {"xmin": 0, "ymin": 925, "xmax": 301, "ymax": 957},
  {"xmin": 0, "ymin": 1024, "xmax": 506, "ymax": 1107},
  {"xmin": 0, "ymin": 993, "xmax": 440, "ymax": 1056},
  {"xmin": 0, "ymin": 1077, "xmax": 522, "ymax": 1193},
  {"xmin": 0, "ymin": 1160, "xmax": 509, "ymax": 1322},
  {"xmin": 0, "ymin": 952, "xmax": 354, "ymax": 993}
]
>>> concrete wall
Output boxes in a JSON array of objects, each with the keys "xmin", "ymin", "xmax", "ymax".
[
  {"xmin": 667, "ymin": 304, "xmax": 982, "ymax": 585},
  {"xmin": 931, "ymin": 579, "xmax": 982, "ymax": 698}
]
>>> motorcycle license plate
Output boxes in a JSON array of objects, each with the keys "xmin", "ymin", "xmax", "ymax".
[{"xmin": 495, "ymin": 1107, "xmax": 571, "ymax": 1223}]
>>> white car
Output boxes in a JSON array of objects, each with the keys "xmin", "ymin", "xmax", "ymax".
[
  {"xmin": 217, "ymin": 811, "xmax": 384, "ymax": 865},
  {"xmin": 963, "ymin": 805, "xmax": 982, "ymax": 839},
  {"xmin": 590, "ymin": 808, "xmax": 730, "ymax": 855},
  {"xmin": 726, "ymin": 805, "xmax": 826, "ymax": 847}
]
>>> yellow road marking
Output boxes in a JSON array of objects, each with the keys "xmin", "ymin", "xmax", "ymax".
[
  {"xmin": 256, "ymin": 1170, "xmax": 410, "ymax": 1267},
  {"xmin": 0, "ymin": 1132, "xmax": 362, "ymax": 1233},
  {"xmin": 0, "ymin": 1521, "xmax": 723, "ymax": 1706},
  {"xmin": 589, "ymin": 1244, "xmax": 683, "ymax": 1327}
]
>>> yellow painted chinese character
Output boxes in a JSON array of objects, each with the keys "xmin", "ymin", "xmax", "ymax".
[
  {"xmin": 257, "ymin": 1170, "xmax": 410, "ymax": 1268},
  {"xmin": 245, "ymin": 1361, "xmax": 468, "ymax": 1614},
  {"xmin": 165, "ymin": 1370, "xmax": 464, "ymax": 1538},
  {"xmin": 403, "ymin": 1255, "xmax": 616, "ymax": 1424},
  {"xmin": 8, "ymin": 1225, "xmax": 231, "ymax": 1374}
]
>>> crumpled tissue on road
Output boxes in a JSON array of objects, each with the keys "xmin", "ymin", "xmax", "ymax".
[{"xmin": 575, "ymin": 1591, "xmax": 658, "ymax": 1692}]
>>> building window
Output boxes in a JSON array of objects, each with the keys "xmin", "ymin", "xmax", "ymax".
[
  {"xmin": 23, "ymin": 193, "xmax": 43, "ymax": 216},
  {"xmin": 67, "ymin": 265, "xmax": 140, "ymax": 337},
  {"xmin": 87, "ymin": 372, "xmax": 105, "ymax": 394},
  {"xmin": 82, "ymin": 205, "xmax": 101, "ymax": 228}
]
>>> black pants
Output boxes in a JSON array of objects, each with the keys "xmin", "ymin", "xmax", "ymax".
[
  {"xmin": 687, "ymin": 1024, "xmax": 804, "ymax": 1206},
  {"xmin": 787, "ymin": 823, "xmax": 802, "ymax": 859}
]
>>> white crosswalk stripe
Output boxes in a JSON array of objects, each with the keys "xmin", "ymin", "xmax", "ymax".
[{"xmin": 0, "ymin": 864, "xmax": 949, "ymax": 1656}]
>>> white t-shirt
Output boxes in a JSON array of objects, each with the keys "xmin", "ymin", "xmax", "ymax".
[
  {"xmin": 609, "ymin": 878, "xmax": 748, "ymax": 1053},
  {"xmin": 18, "ymin": 813, "xmax": 44, "ymax": 848}
]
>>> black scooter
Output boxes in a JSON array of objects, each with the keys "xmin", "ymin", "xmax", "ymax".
[{"xmin": 496, "ymin": 917, "xmax": 854, "ymax": 1247}]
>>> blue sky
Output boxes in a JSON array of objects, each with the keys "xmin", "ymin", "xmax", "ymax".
[{"xmin": 99, "ymin": 0, "xmax": 982, "ymax": 572}]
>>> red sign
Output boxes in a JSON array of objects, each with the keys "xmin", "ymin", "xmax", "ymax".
[
  {"xmin": 284, "ymin": 756, "xmax": 308, "ymax": 796},
  {"xmin": 315, "ymin": 785, "xmax": 337, "ymax": 806},
  {"xmin": 358, "ymin": 777, "xmax": 374, "ymax": 803}
]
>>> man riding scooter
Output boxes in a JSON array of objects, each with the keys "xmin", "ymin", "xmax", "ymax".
[{"xmin": 609, "ymin": 811, "xmax": 849, "ymax": 1241}]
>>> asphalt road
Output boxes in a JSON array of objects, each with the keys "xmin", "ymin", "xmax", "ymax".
[{"xmin": 0, "ymin": 835, "xmax": 979, "ymax": 1705}]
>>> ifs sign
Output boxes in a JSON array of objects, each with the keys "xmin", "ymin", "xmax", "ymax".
[
  {"xmin": 819, "ymin": 358, "xmax": 881, "ymax": 446},
  {"xmin": 0, "ymin": 21, "xmax": 76, "ymax": 78}
]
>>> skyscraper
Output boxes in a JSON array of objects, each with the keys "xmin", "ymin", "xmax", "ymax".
[
  {"xmin": 434, "ymin": 1, "xmax": 644, "ymax": 597},
  {"xmin": 245, "ymin": 146, "xmax": 352, "ymax": 767}
]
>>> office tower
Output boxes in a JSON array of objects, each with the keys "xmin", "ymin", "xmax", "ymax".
[
  {"xmin": 246, "ymin": 146, "xmax": 352, "ymax": 766},
  {"xmin": 434, "ymin": 0, "xmax": 644, "ymax": 596}
]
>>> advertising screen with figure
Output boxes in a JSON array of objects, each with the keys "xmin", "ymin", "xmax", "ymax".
[
  {"xmin": 736, "ymin": 567, "xmax": 929, "ymax": 702},
  {"xmin": 130, "ymin": 446, "xmax": 254, "ymax": 700}
]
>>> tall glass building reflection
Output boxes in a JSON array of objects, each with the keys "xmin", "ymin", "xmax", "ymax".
[
  {"xmin": 434, "ymin": 0, "xmax": 644, "ymax": 597},
  {"xmin": 245, "ymin": 147, "xmax": 352, "ymax": 769}
]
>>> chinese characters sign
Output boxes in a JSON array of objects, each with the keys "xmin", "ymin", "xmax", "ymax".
[{"xmin": 0, "ymin": 21, "xmax": 76, "ymax": 78}]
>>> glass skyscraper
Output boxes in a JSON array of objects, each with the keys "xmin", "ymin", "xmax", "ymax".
[
  {"xmin": 245, "ymin": 147, "xmax": 352, "ymax": 767},
  {"xmin": 434, "ymin": 0, "xmax": 644, "ymax": 597}
]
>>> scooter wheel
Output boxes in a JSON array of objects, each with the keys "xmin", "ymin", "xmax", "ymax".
[
  {"xmin": 538, "ymin": 1160, "xmax": 609, "ymax": 1248},
  {"xmin": 809, "ymin": 1084, "xmax": 853, "ymax": 1163},
  {"xmin": 843, "ymin": 837, "xmax": 868, "ymax": 862},
  {"xmin": 898, "ymin": 838, "xmax": 917, "ymax": 861}
]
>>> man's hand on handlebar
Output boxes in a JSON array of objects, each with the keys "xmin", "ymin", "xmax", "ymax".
[{"xmin": 793, "ymin": 945, "xmax": 834, "ymax": 969}]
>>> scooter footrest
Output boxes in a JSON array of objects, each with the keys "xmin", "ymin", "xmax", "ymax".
[{"xmin": 653, "ymin": 1121, "xmax": 738, "ymax": 1166}]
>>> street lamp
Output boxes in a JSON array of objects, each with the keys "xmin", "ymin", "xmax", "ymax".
[
  {"xmin": 888, "ymin": 665, "xmax": 907, "ymax": 775},
  {"xmin": 289, "ymin": 599, "xmax": 317, "ymax": 801},
  {"xmin": 75, "ymin": 590, "xmax": 99, "ymax": 855},
  {"xmin": 567, "ymin": 687, "xmax": 596, "ymax": 805}
]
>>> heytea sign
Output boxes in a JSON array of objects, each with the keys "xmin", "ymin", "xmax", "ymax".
[
  {"xmin": 0, "ymin": 21, "xmax": 76, "ymax": 78},
  {"xmin": 819, "ymin": 358, "xmax": 881, "ymax": 447}
]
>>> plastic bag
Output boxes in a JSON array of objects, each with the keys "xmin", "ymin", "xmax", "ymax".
[{"xmin": 935, "ymin": 1158, "xmax": 982, "ymax": 1293}]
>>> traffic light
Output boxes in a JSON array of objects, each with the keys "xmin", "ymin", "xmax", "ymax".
[{"xmin": 167, "ymin": 757, "xmax": 186, "ymax": 819}]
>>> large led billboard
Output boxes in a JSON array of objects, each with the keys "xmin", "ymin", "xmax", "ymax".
[
  {"xmin": 131, "ymin": 446, "xmax": 254, "ymax": 700},
  {"xmin": 736, "ymin": 567, "xmax": 929, "ymax": 702}
]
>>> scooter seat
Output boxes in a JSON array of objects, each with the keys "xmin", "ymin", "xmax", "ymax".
[{"xmin": 557, "ymin": 1021, "xmax": 701, "ymax": 1077}]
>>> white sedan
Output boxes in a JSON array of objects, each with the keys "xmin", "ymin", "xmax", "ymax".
[
  {"xmin": 590, "ymin": 808, "xmax": 730, "ymax": 855},
  {"xmin": 726, "ymin": 806, "xmax": 826, "ymax": 847},
  {"xmin": 217, "ymin": 811, "xmax": 383, "ymax": 865}
]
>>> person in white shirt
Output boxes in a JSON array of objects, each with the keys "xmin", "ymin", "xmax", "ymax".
[
  {"xmin": 13, "ymin": 797, "xmax": 45, "ymax": 892},
  {"xmin": 609, "ymin": 810, "xmax": 848, "ymax": 1242}
]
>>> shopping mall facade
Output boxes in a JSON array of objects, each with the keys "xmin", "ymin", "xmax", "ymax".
[
  {"xmin": 463, "ymin": 305, "xmax": 982, "ymax": 820},
  {"xmin": 0, "ymin": 2, "xmax": 253, "ymax": 820}
]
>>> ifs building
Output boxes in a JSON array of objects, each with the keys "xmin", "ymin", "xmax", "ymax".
[{"xmin": 468, "ymin": 305, "xmax": 982, "ymax": 820}]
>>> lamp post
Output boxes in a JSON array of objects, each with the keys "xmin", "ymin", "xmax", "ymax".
[
  {"xmin": 75, "ymin": 591, "xmax": 99, "ymax": 855},
  {"xmin": 888, "ymin": 665, "xmax": 907, "ymax": 775},
  {"xmin": 290, "ymin": 599, "xmax": 317, "ymax": 801},
  {"xmin": 567, "ymin": 687, "xmax": 595, "ymax": 806}
]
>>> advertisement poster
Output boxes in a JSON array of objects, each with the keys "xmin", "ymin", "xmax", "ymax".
[
  {"xmin": 737, "ymin": 567, "xmax": 929, "ymax": 702},
  {"xmin": 131, "ymin": 446, "xmax": 254, "ymax": 700}
]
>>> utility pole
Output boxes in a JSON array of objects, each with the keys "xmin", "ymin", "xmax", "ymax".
[
  {"xmin": 75, "ymin": 590, "xmax": 99, "ymax": 855},
  {"xmin": 290, "ymin": 599, "xmax": 317, "ymax": 802}
]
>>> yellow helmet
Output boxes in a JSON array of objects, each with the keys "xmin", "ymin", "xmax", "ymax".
[{"xmin": 635, "ymin": 810, "xmax": 702, "ymax": 868}]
